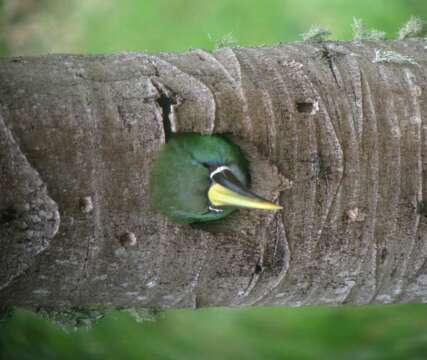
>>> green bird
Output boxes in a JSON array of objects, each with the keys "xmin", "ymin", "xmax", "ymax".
[{"xmin": 149, "ymin": 133, "xmax": 282, "ymax": 223}]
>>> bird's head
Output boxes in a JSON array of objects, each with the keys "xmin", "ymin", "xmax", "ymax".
[{"xmin": 149, "ymin": 133, "xmax": 282, "ymax": 223}]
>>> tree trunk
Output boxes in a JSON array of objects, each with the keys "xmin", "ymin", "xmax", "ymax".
[{"xmin": 0, "ymin": 40, "xmax": 426, "ymax": 309}]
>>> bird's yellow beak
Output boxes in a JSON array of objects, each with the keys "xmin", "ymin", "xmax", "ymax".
[{"xmin": 208, "ymin": 182, "xmax": 282, "ymax": 210}]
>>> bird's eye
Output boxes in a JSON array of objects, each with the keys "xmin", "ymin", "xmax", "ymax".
[{"xmin": 201, "ymin": 162, "xmax": 220, "ymax": 172}]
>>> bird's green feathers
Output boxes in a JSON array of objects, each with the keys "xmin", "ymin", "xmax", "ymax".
[{"xmin": 149, "ymin": 133, "xmax": 249, "ymax": 223}]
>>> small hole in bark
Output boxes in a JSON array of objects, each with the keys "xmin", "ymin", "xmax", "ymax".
[
  {"xmin": 296, "ymin": 101, "xmax": 313, "ymax": 113},
  {"xmin": 254, "ymin": 263, "xmax": 263, "ymax": 274},
  {"xmin": 79, "ymin": 196, "xmax": 94, "ymax": 214},
  {"xmin": 119, "ymin": 231, "xmax": 137, "ymax": 247}
]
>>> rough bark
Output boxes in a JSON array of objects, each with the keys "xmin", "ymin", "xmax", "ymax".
[{"xmin": 0, "ymin": 40, "xmax": 426, "ymax": 309}]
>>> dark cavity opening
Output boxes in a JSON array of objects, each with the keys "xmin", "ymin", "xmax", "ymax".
[
  {"xmin": 296, "ymin": 101, "xmax": 313, "ymax": 114},
  {"xmin": 156, "ymin": 92, "xmax": 177, "ymax": 142}
]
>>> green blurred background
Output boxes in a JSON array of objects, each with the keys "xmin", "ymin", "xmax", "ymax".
[
  {"xmin": 1, "ymin": 0, "xmax": 426, "ymax": 55},
  {"xmin": 1, "ymin": 0, "xmax": 427, "ymax": 359}
]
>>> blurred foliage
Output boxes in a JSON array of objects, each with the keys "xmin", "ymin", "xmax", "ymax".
[
  {"xmin": 0, "ymin": 0, "xmax": 426, "ymax": 55},
  {"xmin": 1, "ymin": 1, "xmax": 427, "ymax": 359},
  {"xmin": 2, "ymin": 305, "xmax": 427, "ymax": 359}
]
